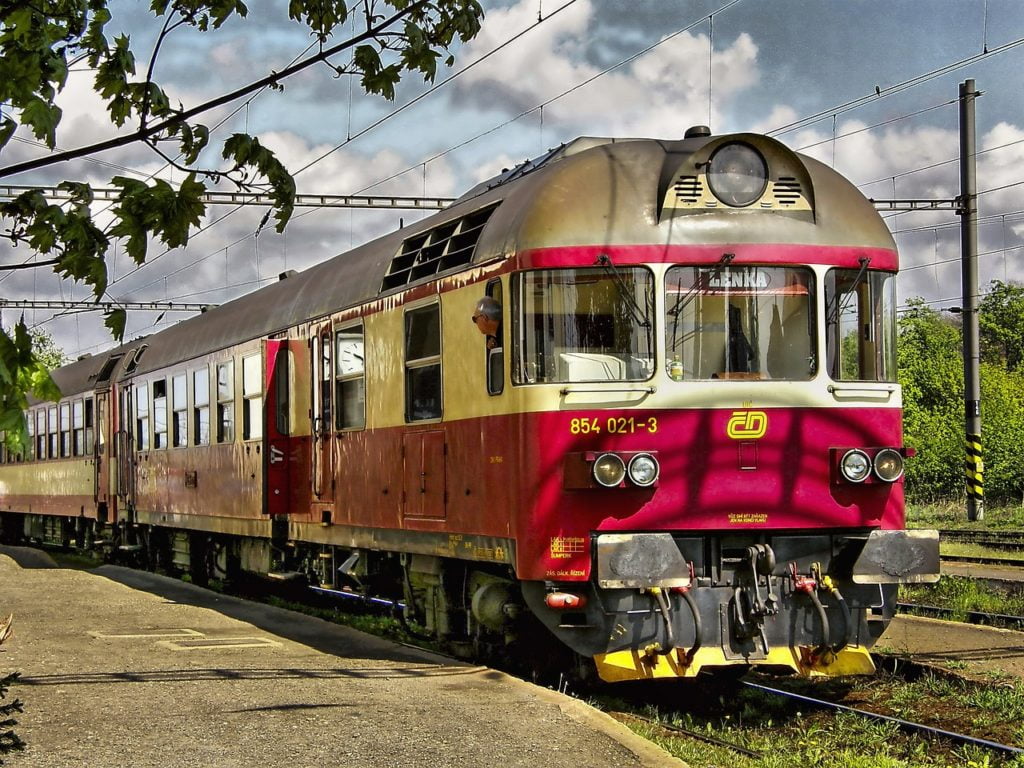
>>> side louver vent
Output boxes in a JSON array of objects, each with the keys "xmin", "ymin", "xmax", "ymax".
[
  {"xmin": 672, "ymin": 175, "xmax": 703, "ymax": 204},
  {"xmin": 382, "ymin": 203, "xmax": 499, "ymax": 291},
  {"xmin": 772, "ymin": 177, "xmax": 803, "ymax": 206}
]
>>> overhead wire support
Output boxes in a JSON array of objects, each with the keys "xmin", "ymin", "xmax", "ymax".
[
  {"xmin": 0, "ymin": 185, "xmax": 454, "ymax": 211},
  {"xmin": 871, "ymin": 198, "xmax": 960, "ymax": 212},
  {"xmin": 0, "ymin": 300, "xmax": 215, "ymax": 313}
]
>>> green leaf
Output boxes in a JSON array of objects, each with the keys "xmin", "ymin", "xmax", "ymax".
[
  {"xmin": 0, "ymin": 116, "xmax": 16, "ymax": 152},
  {"xmin": 104, "ymin": 309, "xmax": 127, "ymax": 342}
]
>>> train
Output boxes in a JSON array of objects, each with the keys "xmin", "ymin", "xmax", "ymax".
[{"xmin": 0, "ymin": 126, "xmax": 940, "ymax": 683}]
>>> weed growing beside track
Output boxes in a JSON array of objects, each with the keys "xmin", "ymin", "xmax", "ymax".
[{"xmin": 598, "ymin": 669, "xmax": 1024, "ymax": 768}]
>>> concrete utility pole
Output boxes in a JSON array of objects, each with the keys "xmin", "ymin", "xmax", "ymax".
[{"xmin": 959, "ymin": 79, "xmax": 984, "ymax": 521}]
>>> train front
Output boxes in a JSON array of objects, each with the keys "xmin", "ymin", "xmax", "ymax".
[{"xmin": 501, "ymin": 129, "xmax": 940, "ymax": 681}]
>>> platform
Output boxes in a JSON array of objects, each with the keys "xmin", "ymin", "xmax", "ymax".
[{"xmin": 0, "ymin": 551, "xmax": 682, "ymax": 768}]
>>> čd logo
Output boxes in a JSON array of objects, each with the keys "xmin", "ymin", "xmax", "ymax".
[{"xmin": 726, "ymin": 410, "xmax": 768, "ymax": 439}]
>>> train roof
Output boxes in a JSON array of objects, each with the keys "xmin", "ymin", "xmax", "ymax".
[{"xmin": 46, "ymin": 130, "xmax": 895, "ymax": 398}]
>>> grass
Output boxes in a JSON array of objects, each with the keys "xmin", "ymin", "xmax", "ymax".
[
  {"xmin": 900, "ymin": 575, "xmax": 1024, "ymax": 620},
  {"xmin": 941, "ymin": 542, "xmax": 1024, "ymax": 561},
  {"xmin": 597, "ymin": 671, "xmax": 1024, "ymax": 768},
  {"xmin": 908, "ymin": 500, "xmax": 1024, "ymax": 530}
]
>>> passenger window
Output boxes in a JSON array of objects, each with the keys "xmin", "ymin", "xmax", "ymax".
[
  {"xmin": 405, "ymin": 305, "xmax": 442, "ymax": 422},
  {"xmin": 242, "ymin": 354, "xmax": 262, "ymax": 441},
  {"xmin": 136, "ymin": 383, "xmax": 151, "ymax": 451},
  {"xmin": 35, "ymin": 410, "xmax": 45, "ymax": 459},
  {"xmin": 47, "ymin": 405, "xmax": 58, "ymax": 458},
  {"xmin": 193, "ymin": 368, "xmax": 210, "ymax": 445},
  {"xmin": 59, "ymin": 402, "xmax": 71, "ymax": 457},
  {"xmin": 152, "ymin": 379, "xmax": 168, "ymax": 449},
  {"xmin": 84, "ymin": 399, "xmax": 94, "ymax": 454},
  {"xmin": 72, "ymin": 400, "xmax": 85, "ymax": 456},
  {"xmin": 25, "ymin": 411, "xmax": 34, "ymax": 461},
  {"xmin": 335, "ymin": 325, "xmax": 365, "ymax": 430},
  {"xmin": 216, "ymin": 361, "xmax": 234, "ymax": 443},
  {"xmin": 172, "ymin": 374, "xmax": 187, "ymax": 447}
]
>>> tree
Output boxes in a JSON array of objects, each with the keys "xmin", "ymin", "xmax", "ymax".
[
  {"xmin": 898, "ymin": 300, "xmax": 964, "ymax": 500},
  {"xmin": 979, "ymin": 279, "xmax": 1024, "ymax": 371},
  {"xmin": 0, "ymin": 0, "xmax": 484, "ymax": 448},
  {"xmin": 30, "ymin": 328, "xmax": 69, "ymax": 371},
  {"xmin": 899, "ymin": 296, "xmax": 1024, "ymax": 504}
]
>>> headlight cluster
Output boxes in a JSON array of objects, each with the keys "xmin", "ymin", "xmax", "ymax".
[
  {"xmin": 839, "ymin": 448, "xmax": 905, "ymax": 483},
  {"xmin": 592, "ymin": 452, "xmax": 659, "ymax": 488},
  {"xmin": 706, "ymin": 142, "xmax": 768, "ymax": 207}
]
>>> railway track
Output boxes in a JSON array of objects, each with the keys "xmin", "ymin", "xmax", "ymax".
[{"xmin": 743, "ymin": 681, "xmax": 1024, "ymax": 759}]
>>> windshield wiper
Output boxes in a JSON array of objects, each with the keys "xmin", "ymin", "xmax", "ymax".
[
  {"xmin": 668, "ymin": 252, "xmax": 735, "ymax": 357},
  {"xmin": 596, "ymin": 253, "xmax": 652, "ymax": 329},
  {"xmin": 827, "ymin": 256, "xmax": 871, "ymax": 330}
]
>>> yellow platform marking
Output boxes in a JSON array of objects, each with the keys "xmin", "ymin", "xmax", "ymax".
[
  {"xmin": 158, "ymin": 636, "xmax": 282, "ymax": 651},
  {"xmin": 88, "ymin": 629, "xmax": 204, "ymax": 640}
]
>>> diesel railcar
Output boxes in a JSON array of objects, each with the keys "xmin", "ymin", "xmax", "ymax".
[{"xmin": 0, "ymin": 127, "xmax": 940, "ymax": 682}]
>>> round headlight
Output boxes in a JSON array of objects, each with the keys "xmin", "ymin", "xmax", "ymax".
[
  {"xmin": 593, "ymin": 453, "xmax": 626, "ymax": 488},
  {"xmin": 627, "ymin": 453, "xmax": 660, "ymax": 487},
  {"xmin": 873, "ymin": 449, "xmax": 905, "ymax": 482},
  {"xmin": 706, "ymin": 143, "xmax": 768, "ymax": 207},
  {"xmin": 840, "ymin": 449, "xmax": 871, "ymax": 483}
]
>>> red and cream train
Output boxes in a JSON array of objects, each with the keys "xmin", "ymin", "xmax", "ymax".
[{"xmin": 0, "ymin": 127, "xmax": 939, "ymax": 682}]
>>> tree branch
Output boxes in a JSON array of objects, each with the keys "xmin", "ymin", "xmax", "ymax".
[{"xmin": 0, "ymin": 0, "xmax": 431, "ymax": 179}]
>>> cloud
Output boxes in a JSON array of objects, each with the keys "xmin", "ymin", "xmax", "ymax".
[{"xmin": 451, "ymin": 0, "xmax": 761, "ymax": 139}]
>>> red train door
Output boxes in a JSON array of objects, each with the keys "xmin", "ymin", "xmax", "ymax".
[
  {"xmin": 263, "ymin": 340, "xmax": 293, "ymax": 516},
  {"xmin": 93, "ymin": 391, "xmax": 109, "ymax": 507},
  {"xmin": 311, "ymin": 325, "xmax": 335, "ymax": 505}
]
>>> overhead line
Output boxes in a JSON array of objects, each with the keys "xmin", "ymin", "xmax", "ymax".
[
  {"xmin": 768, "ymin": 35, "xmax": 1024, "ymax": 137},
  {"xmin": 294, "ymin": 0, "xmax": 584, "ymax": 178},
  {"xmin": 353, "ymin": 0, "xmax": 744, "ymax": 195}
]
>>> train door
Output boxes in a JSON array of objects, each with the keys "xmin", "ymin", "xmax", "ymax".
[
  {"xmin": 311, "ymin": 325, "xmax": 335, "ymax": 505},
  {"xmin": 116, "ymin": 383, "xmax": 137, "ymax": 510},
  {"xmin": 93, "ymin": 391, "xmax": 109, "ymax": 507},
  {"xmin": 263, "ymin": 339, "xmax": 294, "ymax": 516}
]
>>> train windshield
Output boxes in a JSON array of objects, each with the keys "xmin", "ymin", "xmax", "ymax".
[
  {"xmin": 665, "ymin": 266, "xmax": 816, "ymax": 381},
  {"xmin": 825, "ymin": 268, "xmax": 897, "ymax": 382},
  {"xmin": 514, "ymin": 267, "xmax": 655, "ymax": 383}
]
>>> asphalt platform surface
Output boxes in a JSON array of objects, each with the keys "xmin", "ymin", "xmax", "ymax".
[{"xmin": 0, "ymin": 549, "xmax": 682, "ymax": 768}]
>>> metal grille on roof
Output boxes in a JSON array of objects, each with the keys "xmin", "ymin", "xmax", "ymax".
[
  {"xmin": 381, "ymin": 203, "xmax": 499, "ymax": 291},
  {"xmin": 672, "ymin": 175, "xmax": 702, "ymax": 204},
  {"xmin": 772, "ymin": 177, "xmax": 803, "ymax": 206}
]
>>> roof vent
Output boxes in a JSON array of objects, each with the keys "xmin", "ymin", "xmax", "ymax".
[
  {"xmin": 381, "ymin": 203, "xmax": 499, "ymax": 291},
  {"xmin": 684, "ymin": 125, "xmax": 712, "ymax": 139},
  {"xmin": 279, "ymin": 269, "xmax": 298, "ymax": 281}
]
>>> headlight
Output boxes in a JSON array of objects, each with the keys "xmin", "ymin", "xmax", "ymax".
[
  {"xmin": 840, "ymin": 449, "xmax": 871, "ymax": 483},
  {"xmin": 593, "ymin": 453, "xmax": 626, "ymax": 487},
  {"xmin": 873, "ymin": 449, "xmax": 905, "ymax": 482},
  {"xmin": 627, "ymin": 453, "xmax": 660, "ymax": 487},
  {"xmin": 706, "ymin": 143, "xmax": 768, "ymax": 207}
]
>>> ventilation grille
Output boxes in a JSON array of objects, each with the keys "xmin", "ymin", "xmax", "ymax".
[
  {"xmin": 381, "ymin": 203, "xmax": 499, "ymax": 291},
  {"xmin": 672, "ymin": 175, "xmax": 703, "ymax": 204},
  {"xmin": 772, "ymin": 177, "xmax": 803, "ymax": 206}
]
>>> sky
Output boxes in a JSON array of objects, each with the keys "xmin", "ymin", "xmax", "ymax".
[{"xmin": 2, "ymin": 0, "xmax": 1023, "ymax": 358}]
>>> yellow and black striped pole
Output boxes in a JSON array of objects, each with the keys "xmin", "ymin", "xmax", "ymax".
[
  {"xmin": 959, "ymin": 81, "xmax": 984, "ymax": 521},
  {"xmin": 965, "ymin": 433, "xmax": 984, "ymax": 509}
]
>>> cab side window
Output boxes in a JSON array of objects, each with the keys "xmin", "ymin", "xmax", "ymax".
[
  {"xmin": 405, "ymin": 304, "xmax": 442, "ymax": 422},
  {"xmin": 486, "ymin": 280, "xmax": 504, "ymax": 396}
]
